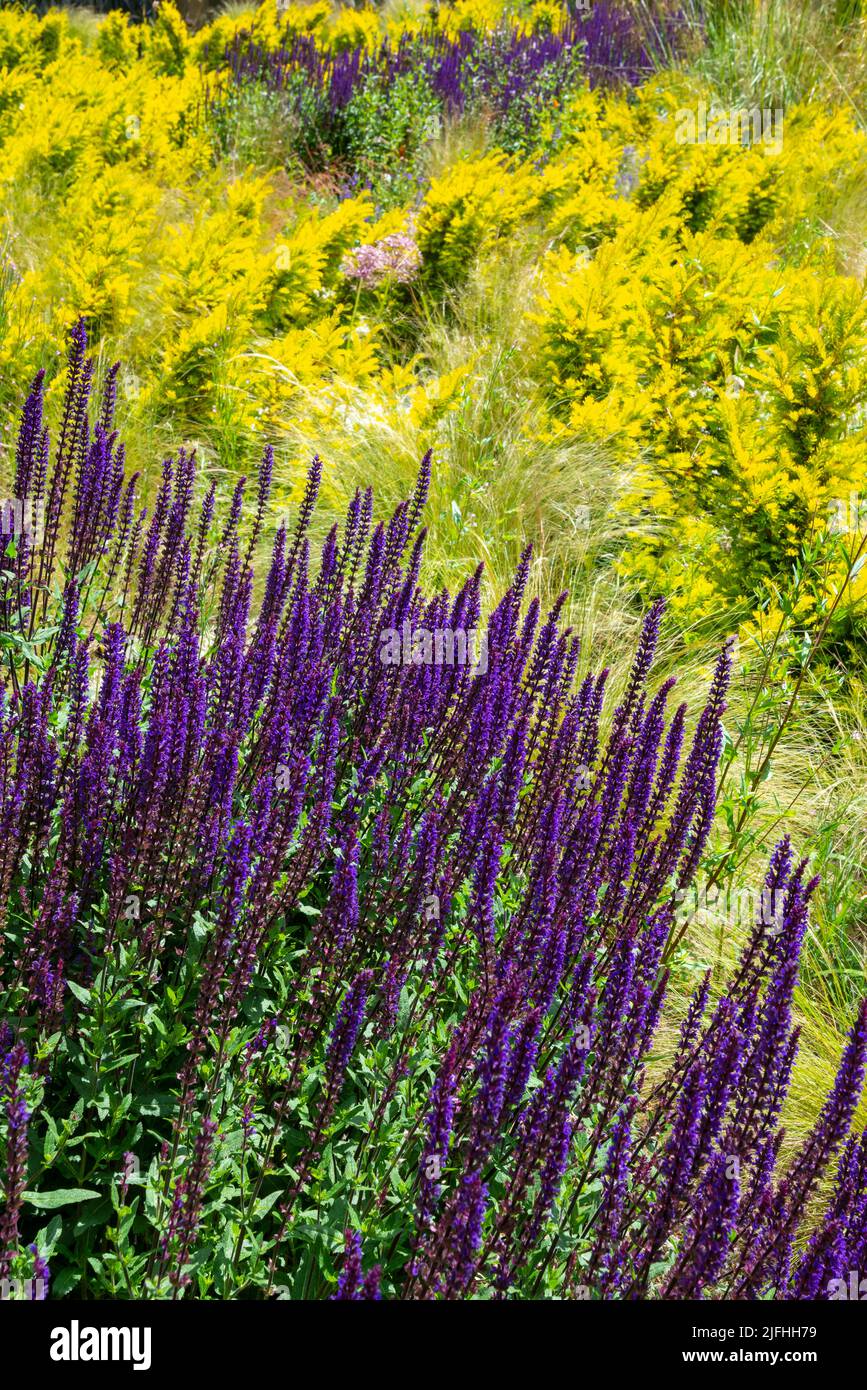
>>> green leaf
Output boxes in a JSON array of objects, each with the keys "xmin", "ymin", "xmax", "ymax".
[
  {"xmin": 253, "ymin": 1189, "xmax": 283, "ymax": 1219},
  {"xmin": 42, "ymin": 1112, "xmax": 59, "ymax": 1163},
  {"xmin": 34, "ymin": 1214, "xmax": 63, "ymax": 1256},
  {"xmin": 52, "ymin": 1268, "xmax": 82, "ymax": 1298},
  {"xmin": 36, "ymin": 1030, "xmax": 62, "ymax": 1060},
  {"xmin": 138, "ymin": 1092, "xmax": 176, "ymax": 1117},
  {"xmin": 24, "ymin": 1187, "xmax": 101, "ymax": 1208}
]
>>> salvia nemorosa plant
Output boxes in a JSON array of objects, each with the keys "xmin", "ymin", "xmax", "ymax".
[
  {"xmin": 210, "ymin": 7, "xmax": 691, "ymax": 177},
  {"xmin": 0, "ymin": 322, "xmax": 865, "ymax": 1300}
]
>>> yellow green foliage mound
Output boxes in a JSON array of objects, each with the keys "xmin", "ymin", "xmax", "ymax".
[{"xmin": 0, "ymin": 3, "xmax": 866, "ymax": 655}]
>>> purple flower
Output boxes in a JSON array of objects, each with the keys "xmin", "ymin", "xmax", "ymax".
[
  {"xmin": 0, "ymin": 1041, "xmax": 29, "ymax": 1280},
  {"xmin": 2, "ymin": 325, "xmax": 864, "ymax": 1305},
  {"xmin": 326, "ymin": 970, "xmax": 374, "ymax": 1092},
  {"xmin": 342, "ymin": 233, "xmax": 421, "ymax": 287},
  {"xmin": 332, "ymin": 1229, "xmax": 382, "ymax": 1300}
]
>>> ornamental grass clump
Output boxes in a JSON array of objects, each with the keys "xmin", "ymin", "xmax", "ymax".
[{"xmin": 0, "ymin": 324, "xmax": 865, "ymax": 1299}]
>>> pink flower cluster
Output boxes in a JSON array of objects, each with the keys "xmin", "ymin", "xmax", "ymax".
[{"xmin": 341, "ymin": 232, "xmax": 422, "ymax": 287}]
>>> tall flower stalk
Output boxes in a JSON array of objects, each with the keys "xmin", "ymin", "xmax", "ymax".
[{"xmin": 0, "ymin": 325, "xmax": 864, "ymax": 1300}]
